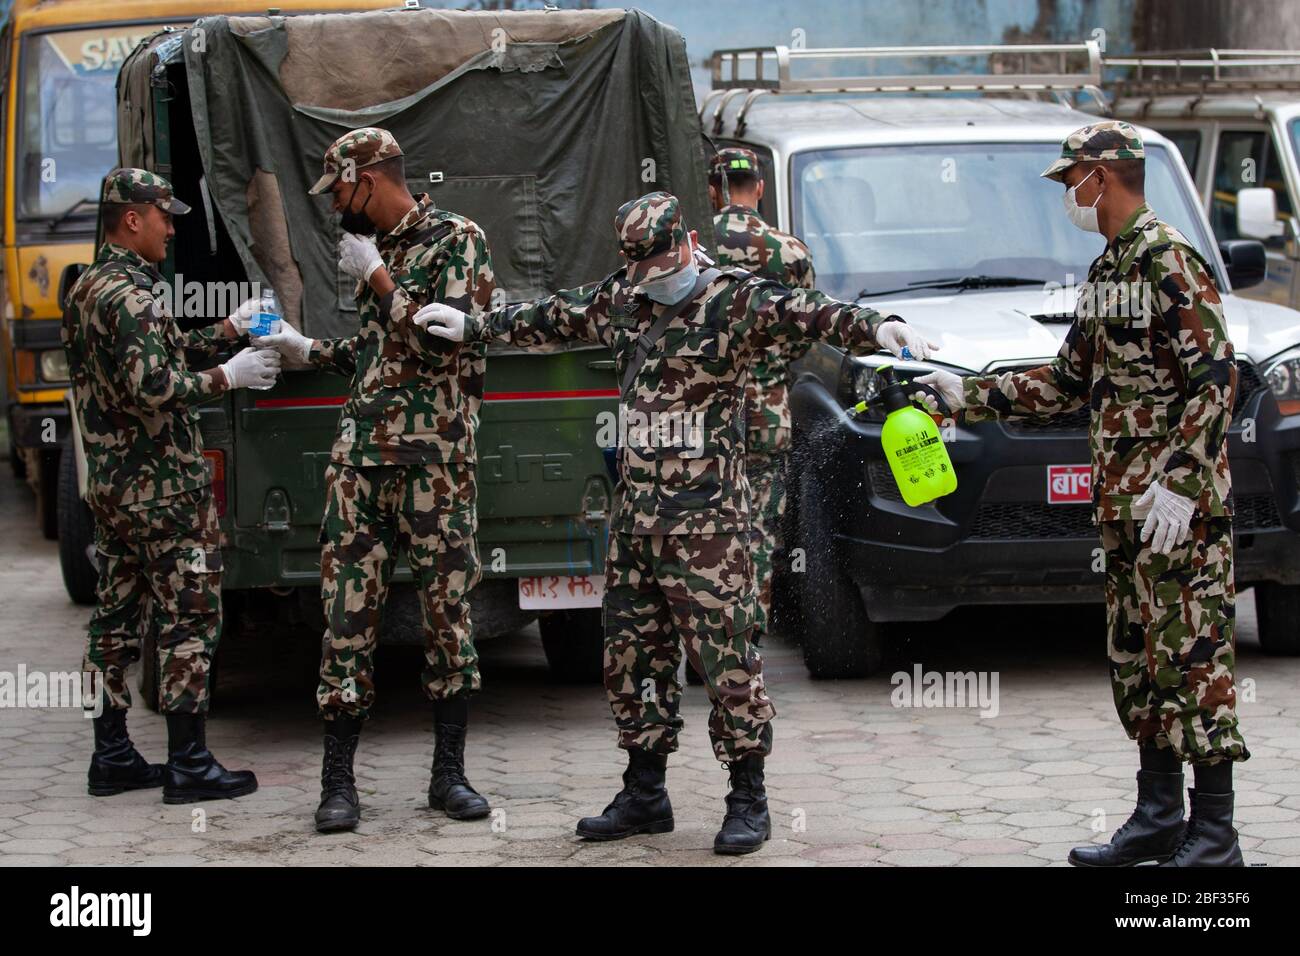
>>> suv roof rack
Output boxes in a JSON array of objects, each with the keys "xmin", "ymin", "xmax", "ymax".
[
  {"xmin": 1105, "ymin": 49, "xmax": 1300, "ymax": 97},
  {"xmin": 703, "ymin": 42, "xmax": 1104, "ymax": 135}
]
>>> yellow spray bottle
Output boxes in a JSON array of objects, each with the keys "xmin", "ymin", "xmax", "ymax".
[{"xmin": 852, "ymin": 364, "xmax": 957, "ymax": 507}]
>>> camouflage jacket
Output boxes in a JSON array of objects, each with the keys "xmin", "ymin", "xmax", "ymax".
[
  {"xmin": 308, "ymin": 195, "xmax": 495, "ymax": 467},
  {"xmin": 963, "ymin": 204, "xmax": 1235, "ymax": 521},
  {"xmin": 467, "ymin": 267, "xmax": 894, "ymax": 534},
  {"xmin": 712, "ymin": 204, "xmax": 816, "ymax": 453},
  {"xmin": 62, "ymin": 243, "xmax": 238, "ymax": 510}
]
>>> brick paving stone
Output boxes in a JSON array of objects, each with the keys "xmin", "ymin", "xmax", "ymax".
[{"xmin": 0, "ymin": 472, "xmax": 1295, "ymax": 868}]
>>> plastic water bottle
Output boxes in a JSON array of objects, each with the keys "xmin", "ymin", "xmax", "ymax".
[{"xmin": 249, "ymin": 288, "xmax": 282, "ymax": 391}]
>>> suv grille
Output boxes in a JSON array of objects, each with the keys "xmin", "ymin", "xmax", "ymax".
[
  {"xmin": 1000, "ymin": 361, "xmax": 1264, "ymax": 434},
  {"xmin": 867, "ymin": 459, "xmax": 904, "ymax": 502},
  {"xmin": 967, "ymin": 493, "xmax": 1282, "ymax": 540}
]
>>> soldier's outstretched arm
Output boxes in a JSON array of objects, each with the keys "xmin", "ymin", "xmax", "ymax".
[
  {"xmin": 745, "ymin": 280, "xmax": 931, "ymax": 358},
  {"xmin": 415, "ymin": 275, "xmax": 616, "ymax": 350},
  {"xmin": 114, "ymin": 292, "xmax": 230, "ymax": 409},
  {"xmin": 181, "ymin": 299, "xmax": 256, "ymax": 358},
  {"xmin": 1151, "ymin": 244, "xmax": 1236, "ymax": 501},
  {"xmin": 961, "ymin": 317, "xmax": 1093, "ymax": 422},
  {"xmin": 304, "ymin": 334, "xmax": 360, "ymax": 378}
]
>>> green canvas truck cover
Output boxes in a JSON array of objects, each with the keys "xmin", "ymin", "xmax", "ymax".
[{"xmin": 118, "ymin": 8, "xmax": 711, "ymax": 337}]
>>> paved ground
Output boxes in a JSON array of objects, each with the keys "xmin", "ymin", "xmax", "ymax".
[{"xmin": 1, "ymin": 470, "xmax": 1298, "ymax": 867}]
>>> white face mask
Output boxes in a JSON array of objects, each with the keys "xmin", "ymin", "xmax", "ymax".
[
  {"xmin": 1064, "ymin": 169, "xmax": 1103, "ymax": 234},
  {"xmin": 640, "ymin": 258, "xmax": 699, "ymax": 305}
]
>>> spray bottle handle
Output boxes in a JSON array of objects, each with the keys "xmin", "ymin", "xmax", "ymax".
[{"xmin": 850, "ymin": 376, "xmax": 952, "ymax": 418}]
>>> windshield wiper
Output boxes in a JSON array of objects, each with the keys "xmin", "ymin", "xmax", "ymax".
[
  {"xmin": 46, "ymin": 197, "xmax": 99, "ymax": 233},
  {"xmin": 857, "ymin": 274, "xmax": 1044, "ymax": 299}
]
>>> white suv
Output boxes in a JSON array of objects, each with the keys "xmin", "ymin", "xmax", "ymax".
[{"xmin": 704, "ymin": 42, "xmax": 1300, "ymax": 677}]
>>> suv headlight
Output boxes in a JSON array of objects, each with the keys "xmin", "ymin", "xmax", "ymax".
[
  {"xmin": 1263, "ymin": 345, "xmax": 1300, "ymax": 416},
  {"xmin": 40, "ymin": 349, "xmax": 69, "ymax": 384}
]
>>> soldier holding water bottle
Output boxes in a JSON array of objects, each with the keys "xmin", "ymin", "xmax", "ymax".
[{"xmin": 62, "ymin": 168, "xmax": 273, "ymax": 803}]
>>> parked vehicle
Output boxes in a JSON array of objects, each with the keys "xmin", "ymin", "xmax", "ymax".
[
  {"xmin": 704, "ymin": 42, "xmax": 1300, "ymax": 677},
  {"xmin": 1104, "ymin": 49, "xmax": 1300, "ymax": 312},
  {"xmin": 60, "ymin": 7, "xmax": 713, "ymax": 697}
]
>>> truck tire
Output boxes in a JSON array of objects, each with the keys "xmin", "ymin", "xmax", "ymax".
[
  {"xmin": 8, "ymin": 434, "xmax": 25, "ymax": 480},
  {"xmin": 38, "ymin": 446, "xmax": 60, "ymax": 540},
  {"xmin": 57, "ymin": 438, "xmax": 98, "ymax": 606},
  {"xmin": 539, "ymin": 608, "xmax": 604, "ymax": 683},
  {"xmin": 1255, "ymin": 582, "xmax": 1300, "ymax": 655},
  {"xmin": 795, "ymin": 458, "xmax": 885, "ymax": 679}
]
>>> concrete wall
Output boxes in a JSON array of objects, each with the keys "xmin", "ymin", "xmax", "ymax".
[{"xmin": 1134, "ymin": 0, "xmax": 1300, "ymax": 50}]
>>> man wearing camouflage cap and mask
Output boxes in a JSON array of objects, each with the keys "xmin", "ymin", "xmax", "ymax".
[
  {"xmin": 917, "ymin": 121, "xmax": 1248, "ymax": 867},
  {"xmin": 64, "ymin": 168, "xmax": 273, "ymax": 803},
  {"xmin": 256, "ymin": 128, "xmax": 495, "ymax": 833},
  {"xmin": 413, "ymin": 190, "xmax": 934, "ymax": 854},
  {"xmin": 708, "ymin": 147, "xmax": 817, "ymax": 645}
]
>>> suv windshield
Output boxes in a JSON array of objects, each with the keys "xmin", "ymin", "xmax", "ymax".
[
  {"xmin": 791, "ymin": 141, "xmax": 1217, "ymax": 301},
  {"xmin": 16, "ymin": 26, "xmax": 169, "ymax": 225}
]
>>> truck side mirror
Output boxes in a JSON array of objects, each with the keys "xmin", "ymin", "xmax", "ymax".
[
  {"xmin": 58, "ymin": 263, "xmax": 88, "ymax": 312},
  {"xmin": 1236, "ymin": 187, "xmax": 1283, "ymax": 240},
  {"xmin": 1219, "ymin": 239, "xmax": 1267, "ymax": 290}
]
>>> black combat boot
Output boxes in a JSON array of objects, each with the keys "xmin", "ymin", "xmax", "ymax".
[
  {"xmin": 1159, "ymin": 790, "xmax": 1244, "ymax": 867},
  {"xmin": 87, "ymin": 707, "xmax": 164, "ymax": 796},
  {"xmin": 576, "ymin": 749, "xmax": 674, "ymax": 840},
  {"xmin": 162, "ymin": 713, "xmax": 258, "ymax": 804},
  {"xmin": 1068, "ymin": 770, "xmax": 1185, "ymax": 867},
  {"xmin": 427, "ymin": 698, "xmax": 490, "ymax": 820},
  {"xmin": 714, "ymin": 755, "xmax": 771, "ymax": 855},
  {"xmin": 315, "ymin": 715, "xmax": 363, "ymax": 833}
]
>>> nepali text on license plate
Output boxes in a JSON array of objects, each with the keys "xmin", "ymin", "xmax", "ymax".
[
  {"xmin": 1046, "ymin": 464, "xmax": 1091, "ymax": 504},
  {"xmin": 518, "ymin": 575, "xmax": 605, "ymax": 610}
]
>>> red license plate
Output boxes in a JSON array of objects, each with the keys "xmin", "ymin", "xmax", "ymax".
[{"xmin": 1046, "ymin": 464, "xmax": 1091, "ymax": 504}]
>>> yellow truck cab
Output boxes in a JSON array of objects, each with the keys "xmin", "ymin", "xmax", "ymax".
[{"xmin": 0, "ymin": 0, "xmax": 392, "ymax": 537}]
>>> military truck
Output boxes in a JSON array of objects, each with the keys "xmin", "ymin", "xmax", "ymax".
[
  {"xmin": 704, "ymin": 42, "xmax": 1300, "ymax": 677},
  {"xmin": 57, "ymin": 7, "xmax": 713, "ymax": 697}
]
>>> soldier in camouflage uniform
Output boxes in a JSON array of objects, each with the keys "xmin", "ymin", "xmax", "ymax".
[
  {"xmin": 256, "ymin": 129, "xmax": 494, "ymax": 833},
  {"xmin": 413, "ymin": 191, "xmax": 932, "ymax": 854},
  {"xmin": 708, "ymin": 147, "xmax": 817, "ymax": 641},
  {"xmin": 64, "ymin": 168, "xmax": 272, "ymax": 803},
  {"xmin": 917, "ymin": 123, "xmax": 1248, "ymax": 867}
]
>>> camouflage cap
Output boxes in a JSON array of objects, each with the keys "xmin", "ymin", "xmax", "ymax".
[
  {"xmin": 308, "ymin": 127, "xmax": 404, "ymax": 195},
  {"xmin": 615, "ymin": 191, "xmax": 691, "ymax": 286},
  {"xmin": 1041, "ymin": 120, "xmax": 1145, "ymax": 182},
  {"xmin": 709, "ymin": 146, "xmax": 761, "ymax": 179},
  {"xmin": 100, "ymin": 168, "xmax": 191, "ymax": 214}
]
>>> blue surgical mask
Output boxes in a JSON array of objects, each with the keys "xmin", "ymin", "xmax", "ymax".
[{"xmin": 639, "ymin": 259, "xmax": 699, "ymax": 305}]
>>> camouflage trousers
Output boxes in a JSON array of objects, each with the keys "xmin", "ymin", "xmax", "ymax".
[
  {"xmin": 1100, "ymin": 516, "xmax": 1249, "ymax": 764},
  {"xmin": 316, "ymin": 462, "xmax": 481, "ymax": 719},
  {"xmin": 604, "ymin": 529, "xmax": 776, "ymax": 762},
  {"xmin": 746, "ymin": 431, "xmax": 789, "ymax": 639},
  {"xmin": 85, "ymin": 488, "xmax": 222, "ymax": 714}
]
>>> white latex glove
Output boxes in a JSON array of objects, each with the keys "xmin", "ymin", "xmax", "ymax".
[
  {"xmin": 226, "ymin": 297, "xmax": 261, "ymax": 330},
  {"xmin": 220, "ymin": 346, "xmax": 281, "ymax": 390},
  {"xmin": 1135, "ymin": 483, "xmax": 1196, "ymax": 555},
  {"xmin": 875, "ymin": 319, "xmax": 939, "ymax": 361},
  {"xmin": 338, "ymin": 232, "xmax": 383, "ymax": 282},
  {"xmin": 252, "ymin": 318, "xmax": 313, "ymax": 367},
  {"xmin": 413, "ymin": 302, "xmax": 468, "ymax": 342},
  {"xmin": 692, "ymin": 246, "xmax": 716, "ymax": 268},
  {"xmin": 913, "ymin": 369, "xmax": 966, "ymax": 413}
]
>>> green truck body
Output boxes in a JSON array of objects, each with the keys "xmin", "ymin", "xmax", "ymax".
[{"xmin": 58, "ymin": 8, "xmax": 712, "ymax": 683}]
